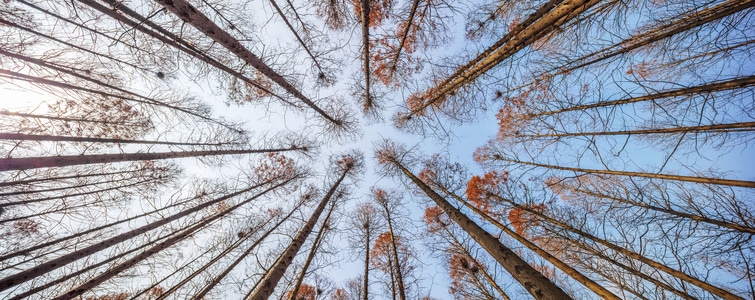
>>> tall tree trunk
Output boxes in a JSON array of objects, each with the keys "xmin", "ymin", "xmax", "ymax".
[
  {"xmin": 380, "ymin": 206, "xmax": 407, "ymax": 300},
  {"xmin": 494, "ymin": 194, "xmax": 743, "ymax": 300},
  {"xmin": 388, "ymin": 157, "xmax": 571, "ymax": 299},
  {"xmin": 363, "ymin": 226, "xmax": 371, "ymax": 300},
  {"xmin": 287, "ymin": 203, "xmax": 335, "ymax": 299},
  {"xmin": 531, "ymin": 76, "xmax": 755, "ymax": 117},
  {"xmin": 268, "ymin": 0, "xmax": 324, "ymax": 74},
  {"xmin": 154, "ymin": 0, "xmax": 340, "ymax": 125},
  {"xmin": 509, "ymin": 122, "xmax": 755, "ymax": 139},
  {"xmin": 0, "ymin": 176, "xmax": 297, "ymax": 292},
  {"xmin": 0, "ymin": 133, "xmax": 237, "ymax": 147},
  {"xmin": 246, "ymin": 166, "xmax": 350, "ymax": 300},
  {"xmin": 191, "ymin": 198, "xmax": 307, "ymax": 300},
  {"xmin": 431, "ymin": 178, "xmax": 619, "ymax": 299},
  {"xmin": 0, "ymin": 146, "xmax": 304, "ymax": 172},
  {"xmin": 490, "ymin": 156, "xmax": 755, "ymax": 188},
  {"xmin": 361, "ymin": 0, "xmax": 373, "ymax": 112}
]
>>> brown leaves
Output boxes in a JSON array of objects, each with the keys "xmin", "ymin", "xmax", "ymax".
[
  {"xmin": 422, "ymin": 206, "xmax": 447, "ymax": 233},
  {"xmin": 508, "ymin": 204, "xmax": 546, "ymax": 237},
  {"xmin": 286, "ymin": 283, "xmax": 318, "ymax": 300}
]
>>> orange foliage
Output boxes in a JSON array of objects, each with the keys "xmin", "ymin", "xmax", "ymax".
[
  {"xmin": 465, "ymin": 171, "xmax": 509, "ymax": 216},
  {"xmin": 148, "ymin": 286, "xmax": 165, "ymax": 298},
  {"xmin": 286, "ymin": 284, "xmax": 318, "ymax": 300},
  {"xmin": 74, "ymin": 292, "xmax": 129, "ymax": 300},
  {"xmin": 351, "ymin": 0, "xmax": 393, "ymax": 27},
  {"xmin": 370, "ymin": 232, "xmax": 405, "ymax": 271},
  {"xmin": 330, "ymin": 288, "xmax": 348, "ymax": 300},
  {"xmin": 508, "ymin": 204, "xmax": 546, "ymax": 237},
  {"xmin": 422, "ymin": 206, "xmax": 447, "ymax": 233},
  {"xmin": 626, "ymin": 61, "xmax": 652, "ymax": 80}
]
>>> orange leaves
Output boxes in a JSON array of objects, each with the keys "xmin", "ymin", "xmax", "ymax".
[
  {"xmin": 465, "ymin": 171, "xmax": 508, "ymax": 215},
  {"xmin": 626, "ymin": 61, "xmax": 653, "ymax": 80},
  {"xmin": 370, "ymin": 231, "xmax": 405, "ymax": 271},
  {"xmin": 422, "ymin": 206, "xmax": 448, "ymax": 233},
  {"xmin": 286, "ymin": 284, "xmax": 318, "ymax": 300},
  {"xmin": 374, "ymin": 140, "xmax": 403, "ymax": 167},
  {"xmin": 448, "ymin": 253, "xmax": 479, "ymax": 281},
  {"xmin": 351, "ymin": 0, "xmax": 393, "ymax": 27},
  {"xmin": 330, "ymin": 288, "xmax": 348, "ymax": 300},
  {"xmin": 508, "ymin": 204, "xmax": 546, "ymax": 237}
]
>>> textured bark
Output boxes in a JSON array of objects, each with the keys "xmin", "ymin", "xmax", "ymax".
[
  {"xmin": 154, "ymin": 0, "xmax": 339, "ymax": 124},
  {"xmin": 191, "ymin": 199, "xmax": 307, "ymax": 300},
  {"xmin": 432, "ymin": 181, "xmax": 620, "ymax": 300},
  {"xmin": 532, "ymin": 76, "xmax": 755, "ymax": 117},
  {"xmin": 361, "ymin": 0, "xmax": 373, "ymax": 112},
  {"xmin": 495, "ymin": 194, "xmax": 743, "ymax": 300},
  {"xmin": 0, "ymin": 177, "xmax": 297, "ymax": 292},
  {"xmin": 491, "ymin": 156, "xmax": 755, "ymax": 188},
  {"xmin": 510, "ymin": 121, "xmax": 755, "ymax": 139},
  {"xmin": 0, "ymin": 133, "xmax": 233, "ymax": 147},
  {"xmin": 363, "ymin": 227, "xmax": 371, "ymax": 300},
  {"xmin": 387, "ymin": 0, "xmax": 421, "ymax": 72},
  {"xmin": 268, "ymin": 0, "xmax": 324, "ymax": 73},
  {"xmin": 246, "ymin": 167, "xmax": 349, "ymax": 300},
  {"xmin": 0, "ymin": 147, "xmax": 304, "ymax": 172},
  {"xmin": 287, "ymin": 204, "xmax": 335, "ymax": 299},
  {"xmin": 390, "ymin": 158, "xmax": 571, "ymax": 299},
  {"xmin": 380, "ymin": 205, "xmax": 407, "ymax": 300}
]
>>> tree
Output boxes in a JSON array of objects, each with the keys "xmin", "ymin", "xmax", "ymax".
[
  {"xmin": 348, "ymin": 202, "xmax": 382, "ymax": 300},
  {"xmin": 375, "ymin": 140, "xmax": 571, "ymax": 300}
]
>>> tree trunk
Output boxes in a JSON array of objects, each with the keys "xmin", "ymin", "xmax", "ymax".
[
  {"xmin": 0, "ymin": 147, "xmax": 304, "ymax": 172},
  {"xmin": 432, "ymin": 179, "xmax": 619, "ymax": 299},
  {"xmin": 363, "ymin": 226, "xmax": 371, "ymax": 300},
  {"xmin": 287, "ymin": 203, "xmax": 335, "ymax": 299},
  {"xmin": 246, "ymin": 167, "xmax": 349, "ymax": 300},
  {"xmin": 491, "ymin": 156, "xmax": 755, "ymax": 188},
  {"xmin": 0, "ymin": 132, "xmax": 237, "ymax": 147},
  {"xmin": 509, "ymin": 122, "xmax": 755, "ymax": 139},
  {"xmin": 154, "ymin": 0, "xmax": 339, "ymax": 124},
  {"xmin": 0, "ymin": 176, "xmax": 297, "ymax": 292},
  {"xmin": 381, "ymin": 208, "xmax": 407, "ymax": 300},
  {"xmin": 389, "ymin": 158, "xmax": 571, "ymax": 299}
]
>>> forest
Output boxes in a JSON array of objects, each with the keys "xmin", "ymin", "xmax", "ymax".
[{"xmin": 0, "ymin": 0, "xmax": 753, "ymax": 299}]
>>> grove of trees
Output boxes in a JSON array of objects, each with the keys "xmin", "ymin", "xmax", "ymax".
[{"xmin": 0, "ymin": 0, "xmax": 752, "ymax": 299}]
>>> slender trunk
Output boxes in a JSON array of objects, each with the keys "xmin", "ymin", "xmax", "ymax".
[
  {"xmin": 387, "ymin": 254, "xmax": 397, "ymax": 300},
  {"xmin": 191, "ymin": 198, "xmax": 307, "ymax": 300},
  {"xmin": 405, "ymin": 0, "xmax": 599, "ymax": 119},
  {"xmin": 153, "ymin": 224, "xmax": 265, "ymax": 300},
  {"xmin": 361, "ymin": 0, "xmax": 373, "ymax": 112},
  {"xmin": 8, "ymin": 226, "xmax": 175, "ymax": 300},
  {"xmin": 154, "ymin": 0, "xmax": 340, "ymax": 124},
  {"xmin": 432, "ymin": 179, "xmax": 620, "ymax": 299},
  {"xmin": 268, "ymin": 0, "xmax": 323, "ymax": 73},
  {"xmin": 0, "ymin": 132, "xmax": 237, "ymax": 147},
  {"xmin": 381, "ymin": 208, "xmax": 407, "ymax": 300},
  {"xmin": 387, "ymin": 0, "xmax": 421, "ymax": 72},
  {"xmin": 494, "ymin": 194, "xmax": 743, "ymax": 300},
  {"xmin": 0, "ymin": 146, "xmax": 304, "ymax": 172},
  {"xmin": 389, "ymin": 158, "xmax": 571, "ymax": 299},
  {"xmin": 246, "ymin": 167, "xmax": 350, "ymax": 300},
  {"xmin": 509, "ymin": 121, "xmax": 755, "ymax": 139},
  {"xmin": 532, "ymin": 76, "xmax": 755, "ymax": 117},
  {"xmin": 0, "ymin": 168, "xmax": 139, "ymax": 188},
  {"xmin": 287, "ymin": 203, "xmax": 335, "ymax": 299},
  {"xmin": 490, "ymin": 156, "xmax": 755, "ymax": 188},
  {"xmin": 0, "ymin": 177, "xmax": 165, "ymax": 208},
  {"xmin": 0, "ymin": 190, "xmax": 216, "ymax": 262},
  {"xmin": 568, "ymin": 186, "xmax": 755, "ymax": 234},
  {"xmin": 0, "ymin": 110, "xmax": 138, "ymax": 126},
  {"xmin": 363, "ymin": 226, "xmax": 370, "ymax": 300},
  {"xmin": 0, "ymin": 176, "xmax": 297, "ymax": 292},
  {"xmin": 81, "ymin": 0, "xmax": 288, "ymax": 104},
  {"xmin": 440, "ymin": 224, "xmax": 511, "ymax": 300}
]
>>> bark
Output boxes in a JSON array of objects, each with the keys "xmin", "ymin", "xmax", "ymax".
[
  {"xmin": 154, "ymin": 0, "xmax": 340, "ymax": 124},
  {"xmin": 494, "ymin": 194, "xmax": 743, "ymax": 300},
  {"xmin": 431, "ymin": 181, "xmax": 620, "ymax": 300},
  {"xmin": 361, "ymin": 0, "xmax": 373, "ymax": 112},
  {"xmin": 379, "ymin": 205, "xmax": 407, "ymax": 300},
  {"xmin": 0, "ymin": 146, "xmax": 304, "ymax": 172},
  {"xmin": 509, "ymin": 121, "xmax": 755, "ymax": 139},
  {"xmin": 246, "ymin": 167, "xmax": 350, "ymax": 300},
  {"xmin": 0, "ymin": 190, "xmax": 215, "ymax": 262},
  {"xmin": 0, "ymin": 168, "xmax": 138, "ymax": 188},
  {"xmin": 287, "ymin": 203, "xmax": 335, "ymax": 299},
  {"xmin": 363, "ymin": 226, "xmax": 370, "ymax": 300},
  {"xmin": 490, "ymin": 156, "xmax": 755, "ymax": 188},
  {"xmin": 387, "ymin": 0, "xmax": 421, "ymax": 72},
  {"xmin": 268, "ymin": 0, "xmax": 324, "ymax": 73},
  {"xmin": 532, "ymin": 76, "xmax": 755, "ymax": 117},
  {"xmin": 0, "ymin": 177, "xmax": 164, "ymax": 208},
  {"xmin": 191, "ymin": 198, "xmax": 307, "ymax": 300},
  {"xmin": 0, "ymin": 176, "xmax": 298, "ymax": 292},
  {"xmin": 404, "ymin": 0, "xmax": 599, "ymax": 119},
  {"xmin": 0, "ymin": 132, "xmax": 237, "ymax": 147},
  {"xmin": 389, "ymin": 158, "xmax": 571, "ymax": 299}
]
